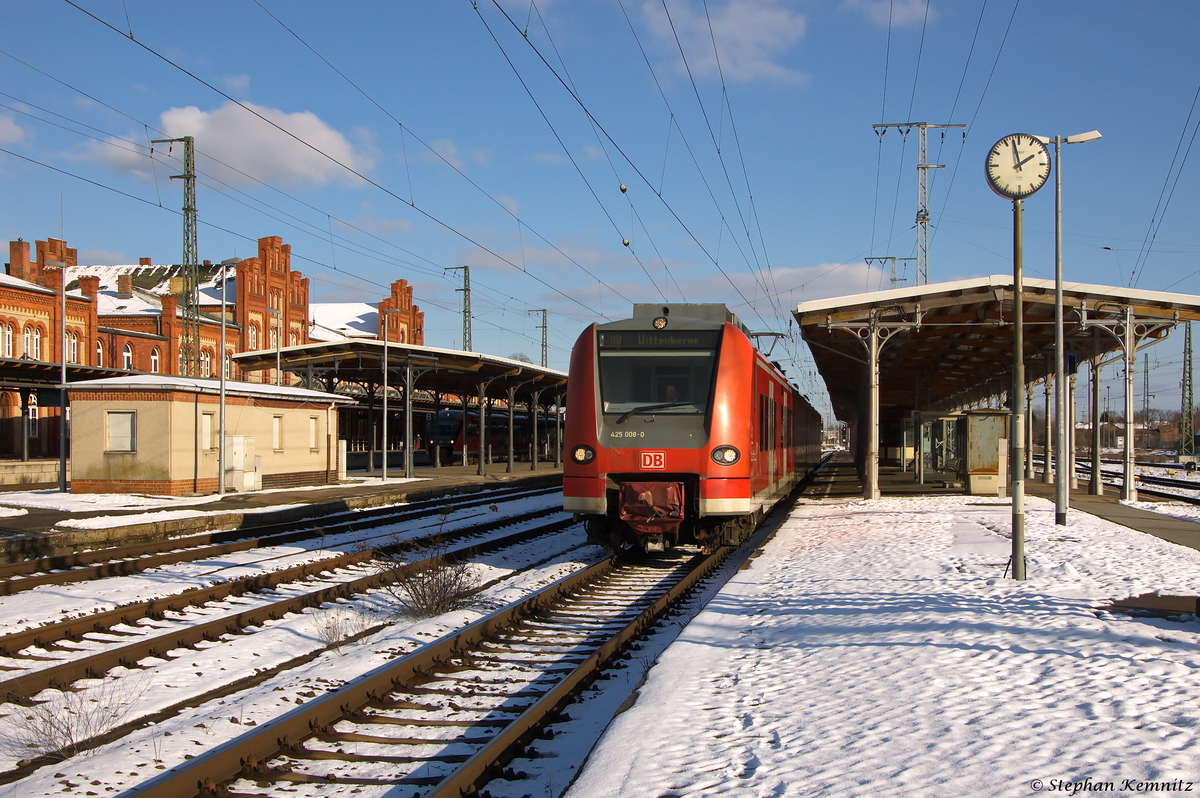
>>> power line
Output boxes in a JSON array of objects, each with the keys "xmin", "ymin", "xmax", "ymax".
[{"xmin": 62, "ymin": 0, "xmax": 611, "ymax": 322}]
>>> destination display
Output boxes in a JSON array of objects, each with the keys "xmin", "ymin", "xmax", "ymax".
[{"xmin": 597, "ymin": 330, "xmax": 720, "ymax": 350}]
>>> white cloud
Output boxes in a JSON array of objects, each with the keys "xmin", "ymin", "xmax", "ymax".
[
  {"xmin": 223, "ymin": 74, "xmax": 251, "ymax": 95},
  {"xmin": 532, "ymin": 152, "xmax": 568, "ymax": 164},
  {"xmin": 423, "ymin": 138, "xmax": 464, "ymax": 170},
  {"xmin": 85, "ymin": 101, "xmax": 374, "ymax": 188},
  {"xmin": 641, "ymin": 0, "xmax": 809, "ymax": 86},
  {"xmin": 0, "ymin": 115, "xmax": 24, "ymax": 145},
  {"xmin": 842, "ymin": 0, "xmax": 933, "ymax": 27}
]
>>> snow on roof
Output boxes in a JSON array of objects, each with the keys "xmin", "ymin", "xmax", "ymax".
[
  {"xmin": 67, "ymin": 374, "xmax": 354, "ymax": 403},
  {"xmin": 94, "ymin": 288, "xmax": 163, "ymax": 317},
  {"xmin": 308, "ymin": 303, "xmax": 378, "ymax": 342},
  {"xmin": 0, "ymin": 270, "xmax": 54, "ymax": 295}
]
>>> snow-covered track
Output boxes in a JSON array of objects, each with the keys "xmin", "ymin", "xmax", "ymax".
[
  {"xmin": 0, "ymin": 484, "xmax": 559, "ymax": 596},
  {"xmin": 0, "ymin": 508, "xmax": 571, "ymax": 702},
  {"xmin": 122, "ymin": 544, "xmax": 736, "ymax": 798}
]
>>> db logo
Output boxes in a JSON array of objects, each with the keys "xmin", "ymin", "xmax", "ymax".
[{"xmin": 640, "ymin": 451, "xmax": 666, "ymax": 469}]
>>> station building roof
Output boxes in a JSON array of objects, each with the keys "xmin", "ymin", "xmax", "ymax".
[
  {"xmin": 793, "ymin": 275, "xmax": 1200, "ymax": 423},
  {"xmin": 232, "ymin": 339, "xmax": 567, "ymax": 405}
]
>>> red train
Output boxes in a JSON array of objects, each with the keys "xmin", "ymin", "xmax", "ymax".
[{"xmin": 563, "ymin": 303, "xmax": 823, "ymax": 552}]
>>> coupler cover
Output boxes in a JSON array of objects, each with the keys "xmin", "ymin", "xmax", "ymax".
[{"xmin": 618, "ymin": 481, "xmax": 685, "ymax": 536}]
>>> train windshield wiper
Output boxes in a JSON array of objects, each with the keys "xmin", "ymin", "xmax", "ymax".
[{"xmin": 615, "ymin": 402, "xmax": 695, "ymax": 424}]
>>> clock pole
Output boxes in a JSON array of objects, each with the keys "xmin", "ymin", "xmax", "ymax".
[{"xmin": 1011, "ymin": 198, "xmax": 1026, "ymax": 580}]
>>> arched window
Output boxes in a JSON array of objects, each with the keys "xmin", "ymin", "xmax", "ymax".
[
  {"xmin": 2, "ymin": 324, "xmax": 11, "ymax": 358},
  {"xmin": 289, "ymin": 331, "xmax": 298, "ymax": 346},
  {"xmin": 68, "ymin": 332, "xmax": 78, "ymax": 364},
  {"xmin": 150, "ymin": 348, "xmax": 160, "ymax": 373},
  {"xmin": 269, "ymin": 326, "xmax": 278, "ymax": 349},
  {"xmin": 122, "ymin": 343, "xmax": 133, "ymax": 370},
  {"xmin": 95, "ymin": 341, "xmax": 104, "ymax": 367},
  {"xmin": 200, "ymin": 350, "xmax": 211, "ymax": 376},
  {"xmin": 224, "ymin": 351, "xmax": 232, "ymax": 380},
  {"xmin": 248, "ymin": 325, "xmax": 258, "ymax": 350},
  {"xmin": 23, "ymin": 326, "xmax": 32, "ymax": 358},
  {"xmin": 31, "ymin": 328, "xmax": 41, "ymax": 360}
]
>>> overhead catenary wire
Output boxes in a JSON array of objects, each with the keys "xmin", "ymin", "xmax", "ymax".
[
  {"xmin": 62, "ymin": 0, "xmax": 612, "ymax": 325},
  {"xmin": 248, "ymin": 0, "xmax": 629, "ymax": 310},
  {"xmin": 478, "ymin": 0, "xmax": 771, "ymax": 331}
]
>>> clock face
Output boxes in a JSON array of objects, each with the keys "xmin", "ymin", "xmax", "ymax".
[{"xmin": 985, "ymin": 134, "xmax": 1051, "ymax": 199}]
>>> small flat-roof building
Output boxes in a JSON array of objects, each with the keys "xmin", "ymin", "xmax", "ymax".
[{"xmin": 68, "ymin": 375, "xmax": 354, "ymax": 495}]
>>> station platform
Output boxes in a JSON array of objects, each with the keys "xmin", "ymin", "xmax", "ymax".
[
  {"xmin": 0, "ymin": 462, "xmax": 562, "ymax": 562},
  {"xmin": 808, "ymin": 451, "xmax": 1200, "ymax": 554}
]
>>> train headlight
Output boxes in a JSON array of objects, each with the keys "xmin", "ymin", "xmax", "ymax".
[
  {"xmin": 711, "ymin": 446, "xmax": 740, "ymax": 465},
  {"xmin": 571, "ymin": 445, "xmax": 596, "ymax": 464}
]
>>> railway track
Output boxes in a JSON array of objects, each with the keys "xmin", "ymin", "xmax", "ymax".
[
  {"xmin": 124, "ymin": 547, "xmax": 718, "ymax": 797},
  {"xmin": 0, "ymin": 482, "xmax": 559, "ymax": 596},
  {"xmin": 0, "ymin": 502, "xmax": 572, "ymax": 703},
  {"xmin": 112, "ymin": 497, "xmax": 791, "ymax": 798}
]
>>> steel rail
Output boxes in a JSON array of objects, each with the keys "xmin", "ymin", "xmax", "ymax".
[
  {"xmin": 123, "ymin": 525, "xmax": 766, "ymax": 797},
  {"xmin": 0, "ymin": 484, "xmax": 559, "ymax": 596},
  {"xmin": 0, "ymin": 511, "xmax": 573, "ymax": 701}
]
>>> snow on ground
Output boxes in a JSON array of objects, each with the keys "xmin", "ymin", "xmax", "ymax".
[
  {"xmin": 0, "ymin": 475, "xmax": 426, "ymax": 516},
  {"xmin": 565, "ymin": 494, "xmax": 1200, "ymax": 798},
  {"xmin": 1, "ymin": 526, "xmax": 605, "ymax": 794}
]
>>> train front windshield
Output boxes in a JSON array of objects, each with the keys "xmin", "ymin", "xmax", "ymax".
[{"xmin": 597, "ymin": 329, "xmax": 720, "ymax": 416}]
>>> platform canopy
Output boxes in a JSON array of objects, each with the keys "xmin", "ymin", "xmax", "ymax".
[
  {"xmin": 232, "ymin": 339, "xmax": 567, "ymax": 404},
  {"xmin": 793, "ymin": 275, "xmax": 1200, "ymax": 423}
]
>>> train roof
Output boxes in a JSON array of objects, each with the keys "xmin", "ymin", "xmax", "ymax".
[{"xmin": 632, "ymin": 303, "xmax": 751, "ymax": 336}]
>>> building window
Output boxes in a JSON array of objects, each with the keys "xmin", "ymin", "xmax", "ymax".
[
  {"xmin": 150, "ymin": 349, "xmax": 160, "ymax": 373},
  {"xmin": 309, "ymin": 416, "xmax": 319, "ymax": 450},
  {"xmin": 27, "ymin": 394, "xmax": 38, "ymax": 439},
  {"xmin": 200, "ymin": 350, "xmax": 211, "ymax": 377},
  {"xmin": 2, "ymin": 324, "xmax": 11, "ymax": 358},
  {"xmin": 32, "ymin": 328, "xmax": 41, "ymax": 360},
  {"xmin": 106, "ymin": 410, "xmax": 135, "ymax": 451},
  {"xmin": 69, "ymin": 332, "xmax": 78, "ymax": 364},
  {"xmin": 122, "ymin": 343, "xmax": 133, "ymax": 370},
  {"xmin": 248, "ymin": 325, "xmax": 258, "ymax": 350},
  {"xmin": 96, "ymin": 341, "xmax": 104, "ymax": 367},
  {"xmin": 201, "ymin": 412, "xmax": 215, "ymax": 450},
  {"xmin": 269, "ymin": 326, "xmax": 278, "ymax": 349},
  {"xmin": 272, "ymin": 415, "xmax": 283, "ymax": 450},
  {"xmin": 224, "ymin": 351, "xmax": 231, "ymax": 379},
  {"xmin": 23, "ymin": 326, "xmax": 31, "ymax": 358}
]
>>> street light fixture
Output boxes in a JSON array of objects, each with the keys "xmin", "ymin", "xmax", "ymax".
[
  {"xmin": 381, "ymin": 308, "xmax": 402, "ymax": 482},
  {"xmin": 1034, "ymin": 130, "xmax": 1102, "ymax": 526},
  {"xmin": 217, "ymin": 257, "xmax": 238, "ymax": 495}
]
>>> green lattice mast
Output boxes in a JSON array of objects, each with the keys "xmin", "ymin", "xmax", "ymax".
[{"xmin": 1182, "ymin": 321, "xmax": 1194, "ymax": 459}]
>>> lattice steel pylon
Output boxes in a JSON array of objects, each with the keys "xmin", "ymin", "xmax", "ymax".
[
  {"xmin": 152, "ymin": 135, "xmax": 200, "ymax": 376},
  {"xmin": 528, "ymin": 309, "xmax": 547, "ymax": 367},
  {"xmin": 872, "ymin": 122, "xmax": 964, "ymax": 285},
  {"xmin": 1183, "ymin": 322, "xmax": 1194, "ymax": 459},
  {"xmin": 446, "ymin": 266, "xmax": 471, "ymax": 351}
]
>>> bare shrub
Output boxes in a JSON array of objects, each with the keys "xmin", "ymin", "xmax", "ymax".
[
  {"xmin": 378, "ymin": 537, "xmax": 480, "ymax": 619},
  {"xmin": 312, "ymin": 605, "xmax": 376, "ymax": 653},
  {"xmin": 2, "ymin": 675, "xmax": 148, "ymax": 762}
]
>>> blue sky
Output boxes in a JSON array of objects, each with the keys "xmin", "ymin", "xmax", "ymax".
[{"xmin": 2, "ymin": 1, "xmax": 1199, "ymax": 421}]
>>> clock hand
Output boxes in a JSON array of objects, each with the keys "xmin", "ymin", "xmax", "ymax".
[
  {"xmin": 1011, "ymin": 142, "xmax": 1021, "ymax": 168},
  {"xmin": 1016, "ymin": 153, "xmax": 1038, "ymax": 169}
]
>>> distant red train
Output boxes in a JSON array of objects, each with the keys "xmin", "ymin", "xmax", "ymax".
[{"xmin": 563, "ymin": 303, "xmax": 823, "ymax": 552}]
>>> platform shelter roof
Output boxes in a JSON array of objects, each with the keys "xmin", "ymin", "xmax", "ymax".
[
  {"xmin": 793, "ymin": 275, "xmax": 1200, "ymax": 423},
  {"xmin": 232, "ymin": 339, "xmax": 567, "ymax": 405}
]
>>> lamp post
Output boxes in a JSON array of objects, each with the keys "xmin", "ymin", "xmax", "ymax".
[
  {"xmin": 48, "ymin": 259, "xmax": 68, "ymax": 493},
  {"xmin": 1035, "ymin": 130, "xmax": 1101, "ymax": 526},
  {"xmin": 217, "ymin": 257, "xmax": 238, "ymax": 496},
  {"xmin": 381, "ymin": 308, "xmax": 402, "ymax": 482},
  {"xmin": 264, "ymin": 307, "xmax": 281, "ymax": 386}
]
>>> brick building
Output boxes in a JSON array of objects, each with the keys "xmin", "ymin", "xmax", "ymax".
[{"xmin": 1, "ymin": 233, "xmax": 426, "ymax": 466}]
